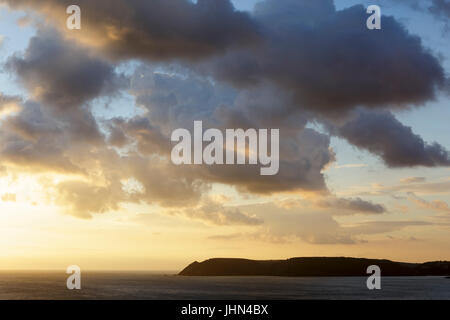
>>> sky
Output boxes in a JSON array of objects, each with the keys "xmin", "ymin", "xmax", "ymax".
[{"xmin": 0, "ymin": 0, "xmax": 449, "ymax": 271}]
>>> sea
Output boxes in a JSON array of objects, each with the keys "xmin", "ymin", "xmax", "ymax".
[{"xmin": 0, "ymin": 271, "xmax": 448, "ymax": 300}]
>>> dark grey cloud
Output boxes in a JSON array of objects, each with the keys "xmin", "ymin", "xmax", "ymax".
[
  {"xmin": 388, "ymin": 0, "xmax": 450, "ymax": 18},
  {"xmin": 196, "ymin": 128, "xmax": 334, "ymax": 194},
  {"xmin": 197, "ymin": 0, "xmax": 446, "ymax": 114},
  {"xmin": 0, "ymin": 99, "xmax": 104, "ymax": 173},
  {"xmin": 0, "ymin": 101, "xmax": 76, "ymax": 172},
  {"xmin": 122, "ymin": 66, "xmax": 335, "ymax": 194},
  {"xmin": 377, "ymin": 0, "xmax": 450, "ymax": 35},
  {"xmin": 107, "ymin": 116, "xmax": 170, "ymax": 155},
  {"xmin": 0, "ymin": 0, "xmax": 261, "ymax": 61},
  {"xmin": 327, "ymin": 110, "xmax": 450, "ymax": 167},
  {"xmin": 6, "ymin": 28, "xmax": 127, "ymax": 110},
  {"xmin": 429, "ymin": 0, "xmax": 450, "ymax": 19},
  {"xmin": 0, "ymin": 27, "xmax": 125, "ymax": 176},
  {"xmin": 2, "ymin": 0, "xmax": 446, "ymax": 115}
]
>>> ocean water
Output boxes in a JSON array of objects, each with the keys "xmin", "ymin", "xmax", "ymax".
[{"xmin": 0, "ymin": 272, "xmax": 448, "ymax": 300}]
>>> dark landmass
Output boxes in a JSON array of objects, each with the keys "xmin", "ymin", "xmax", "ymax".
[{"xmin": 179, "ymin": 257, "xmax": 450, "ymax": 277}]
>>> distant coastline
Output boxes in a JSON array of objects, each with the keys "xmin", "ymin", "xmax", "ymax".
[{"xmin": 179, "ymin": 257, "xmax": 450, "ymax": 277}]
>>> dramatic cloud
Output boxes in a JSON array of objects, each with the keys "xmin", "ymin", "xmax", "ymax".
[
  {"xmin": 122, "ymin": 66, "xmax": 335, "ymax": 194},
  {"xmin": 0, "ymin": 0, "xmax": 261, "ymax": 60},
  {"xmin": 0, "ymin": 0, "xmax": 449, "ymax": 223},
  {"xmin": 107, "ymin": 117, "xmax": 169, "ymax": 155},
  {"xmin": 2, "ymin": 0, "xmax": 446, "ymax": 114},
  {"xmin": 6, "ymin": 28, "xmax": 127, "ymax": 110},
  {"xmin": 0, "ymin": 28, "xmax": 124, "ymax": 184},
  {"xmin": 0, "ymin": 100, "xmax": 94, "ymax": 173},
  {"xmin": 428, "ymin": 0, "xmax": 450, "ymax": 19},
  {"xmin": 195, "ymin": 127, "xmax": 334, "ymax": 194},
  {"xmin": 327, "ymin": 110, "xmax": 450, "ymax": 167},
  {"xmin": 198, "ymin": 0, "xmax": 446, "ymax": 113}
]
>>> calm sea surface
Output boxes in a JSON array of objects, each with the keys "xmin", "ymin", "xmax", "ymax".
[{"xmin": 0, "ymin": 272, "xmax": 448, "ymax": 299}]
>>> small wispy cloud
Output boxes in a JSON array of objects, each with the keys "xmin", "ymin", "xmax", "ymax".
[
  {"xmin": 401, "ymin": 177, "xmax": 427, "ymax": 184},
  {"xmin": 333, "ymin": 163, "xmax": 368, "ymax": 169},
  {"xmin": 407, "ymin": 192, "xmax": 450, "ymax": 214}
]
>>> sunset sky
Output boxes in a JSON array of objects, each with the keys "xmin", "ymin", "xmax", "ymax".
[{"xmin": 0, "ymin": 0, "xmax": 449, "ymax": 271}]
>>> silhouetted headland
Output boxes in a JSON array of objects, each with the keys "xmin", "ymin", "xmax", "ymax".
[{"xmin": 179, "ymin": 257, "xmax": 450, "ymax": 277}]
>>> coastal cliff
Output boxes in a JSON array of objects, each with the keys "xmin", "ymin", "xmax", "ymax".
[{"xmin": 179, "ymin": 257, "xmax": 450, "ymax": 277}]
